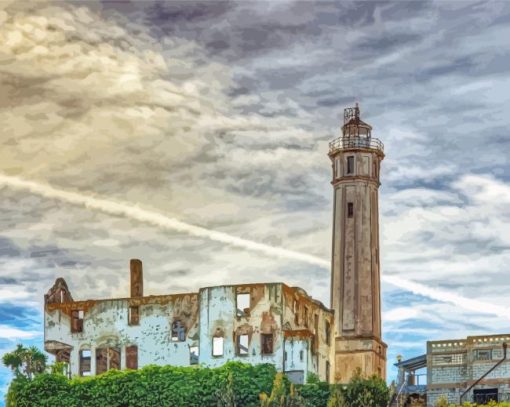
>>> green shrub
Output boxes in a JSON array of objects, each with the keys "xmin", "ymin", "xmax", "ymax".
[
  {"xmin": 342, "ymin": 373, "xmax": 389, "ymax": 407},
  {"xmin": 6, "ymin": 362, "xmax": 391, "ymax": 407},
  {"xmin": 6, "ymin": 362, "xmax": 275, "ymax": 407},
  {"xmin": 299, "ymin": 382, "xmax": 331, "ymax": 407}
]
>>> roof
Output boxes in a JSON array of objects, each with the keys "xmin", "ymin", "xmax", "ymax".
[
  {"xmin": 343, "ymin": 117, "xmax": 372, "ymax": 129},
  {"xmin": 394, "ymin": 354, "xmax": 427, "ymax": 371}
]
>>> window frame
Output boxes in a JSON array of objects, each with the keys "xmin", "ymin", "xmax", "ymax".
[
  {"xmin": 347, "ymin": 202, "xmax": 354, "ymax": 218},
  {"xmin": 128, "ymin": 305, "xmax": 140, "ymax": 326},
  {"xmin": 212, "ymin": 337, "xmax": 224, "ymax": 357},
  {"xmin": 237, "ymin": 334, "xmax": 249, "ymax": 356},
  {"xmin": 79, "ymin": 349, "xmax": 91, "ymax": 376},
  {"xmin": 171, "ymin": 319, "xmax": 186, "ymax": 342},
  {"xmin": 346, "ymin": 156, "xmax": 355, "ymax": 174},
  {"xmin": 261, "ymin": 333, "xmax": 274, "ymax": 355},
  {"xmin": 236, "ymin": 292, "xmax": 251, "ymax": 317},
  {"xmin": 125, "ymin": 345, "xmax": 138, "ymax": 370},
  {"xmin": 71, "ymin": 309, "xmax": 84, "ymax": 333}
]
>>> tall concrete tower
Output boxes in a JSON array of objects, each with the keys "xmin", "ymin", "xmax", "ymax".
[{"xmin": 329, "ymin": 104, "xmax": 387, "ymax": 382}]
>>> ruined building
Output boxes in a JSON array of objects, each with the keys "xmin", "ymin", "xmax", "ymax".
[
  {"xmin": 328, "ymin": 104, "xmax": 387, "ymax": 382},
  {"xmin": 44, "ymin": 105, "xmax": 387, "ymax": 383},
  {"xmin": 44, "ymin": 260, "xmax": 334, "ymax": 383}
]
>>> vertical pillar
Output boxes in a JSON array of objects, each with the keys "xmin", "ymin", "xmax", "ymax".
[{"xmin": 130, "ymin": 259, "xmax": 143, "ymax": 298}]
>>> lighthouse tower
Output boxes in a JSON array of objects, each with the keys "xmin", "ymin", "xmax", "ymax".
[{"xmin": 329, "ymin": 104, "xmax": 387, "ymax": 382}]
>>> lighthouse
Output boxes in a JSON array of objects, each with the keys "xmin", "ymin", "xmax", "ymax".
[{"xmin": 329, "ymin": 104, "xmax": 387, "ymax": 382}]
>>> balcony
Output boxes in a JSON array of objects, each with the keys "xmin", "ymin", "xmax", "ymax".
[{"xmin": 329, "ymin": 137, "xmax": 384, "ymax": 155}]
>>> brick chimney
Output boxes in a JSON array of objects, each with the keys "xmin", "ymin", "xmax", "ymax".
[{"xmin": 130, "ymin": 259, "xmax": 143, "ymax": 297}]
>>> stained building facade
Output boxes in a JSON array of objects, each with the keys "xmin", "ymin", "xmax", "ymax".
[
  {"xmin": 329, "ymin": 104, "xmax": 387, "ymax": 382},
  {"xmin": 44, "ymin": 259, "xmax": 334, "ymax": 383}
]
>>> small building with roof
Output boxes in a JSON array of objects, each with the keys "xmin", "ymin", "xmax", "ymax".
[{"xmin": 393, "ymin": 334, "xmax": 510, "ymax": 407}]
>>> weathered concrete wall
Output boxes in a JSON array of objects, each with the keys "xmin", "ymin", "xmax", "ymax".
[
  {"xmin": 282, "ymin": 285, "xmax": 334, "ymax": 382},
  {"xmin": 330, "ymin": 142, "xmax": 386, "ymax": 382},
  {"xmin": 284, "ymin": 338, "xmax": 308, "ymax": 384},
  {"xmin": 45, "ymin": 293, "xmax": 199, "ymax": 376},
  {"xmin": 45, "ymin": 278, "xmax": 334, "ymax": 382},
  {"xmin": 198, "ymin": 284, "xmax": 284, "ymax": 370}
]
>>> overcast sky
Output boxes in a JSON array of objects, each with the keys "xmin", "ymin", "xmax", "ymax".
[{"xmin": 1, "ymin": 0, "xmax": 510, "ymax": 398}]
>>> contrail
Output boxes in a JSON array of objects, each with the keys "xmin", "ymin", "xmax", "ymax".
[
  {"xmin": 1, "ymin": 173, "xmax": 507, "ymax": 319},
  {"xmin": 383, "ymin": 275, "xmax": 510, "ymax": 319},
  {"xmin": 0, "ymin": 174, "xmax": 327, "ymax": 266}
]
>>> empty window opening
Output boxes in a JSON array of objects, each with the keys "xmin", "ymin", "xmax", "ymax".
[
  {"xmin": 347, "ymin": 156, "xmax": 355, "ymax": 174},
  {"xmin": 56, "ymin": 350, "xmax": 70, "ymax": 378},
  {"xmin": 325, "ymin": 321, "xmax": 331, "ymax": 345},
  {"xmin": 96, "ymin": 348, "xmax": 108, "ymax": 374},
  {"xmin": 284, "ymin": 351, "xmax": 288, "ymax": 362},
  {"xmin": 261, "ymin": 333, "xmax": 274, "ymax": 355},
  {"xmin": 190, "ymin": 346, "xmax": 199, "ymax": 365},
  {"xmin": 56, "ymin": 349, "xmax": 70, "ymax": 364},
  {"xmin": 326, "ymin": 361, "xmax": 330, "ymax": 383},
  {"xmin": 71, "ymin": 310, "xmax": 84, "ymax": 333},
  {"xmin": 476, "ymin": 349, "xmax": 492, "ymax": 361},
  {"xmin": 79, "ymin": 349, "xmax": 91, "ymax": 376},
  {"xmin": 236, "ymin": 292, "xmax": 250, "ymax": 316},
  {"xmin": 314, "ymin": 314, "xmax": 319, "ymax": 334},
  {"xmin": 347, "ymin": 202, "xmax": 354, "ymax": 218},
  {"xmin": 171, "ymin": 320, "xmax": 186, "ymax": 342},
  {"xmin": 304, "ymin": 307, "xmax": 309, "ymax": 328},
  {"xmin": 237, "ymin": 334, "xmax": 249, "ymax": 356},
  {"xmin": 335, "ymin": 157, "xmax": 341, "ymax": 178},
  {"xmin": 128, "ymin": 306, "xmax": 140, "ymax": 326},
  {"xmin": 294, "ymin": 301, "xmax": 299, "ymax": 325},
  {"xmin": 299, "ymin": 350, "xmax": 304, "ymax": 362},
  {"xmin": 126, "ymin": 345, "xmax": 138, "ymax": 370},
  {"xmin": 213, "ymin": 337, "xmax": 224, "ymax": 357},
  {"xmin": 474, "ymin": 388, "xmax": 498, "ymax": 404},
  {"xmin": 109, "ymin": 348, "xmax": 120, "ymax": 370},
  {"xmin": 96, "ymin": 347, "xmax": 120, "ymax": 375}
]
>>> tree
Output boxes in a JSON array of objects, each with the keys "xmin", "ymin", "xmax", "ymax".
[
  {"xmin": 2, "ymin": 344, "xmax": 47, "ymax": 380},
  {"xmin": 217, "ymin": 371, "xmax": 237, "ymax": 407},
  {"xmin": 259, "ymin": 373, "xmax": 304, "ymax": 407},
  {"xmin": 327, "ymin": 385, "xmax": 346, "ymax": 407},
  {"xmin": 342, "ymin": 370, "xmax": 389, "ymax": 407}
]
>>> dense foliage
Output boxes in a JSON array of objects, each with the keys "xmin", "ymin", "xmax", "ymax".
[
  {"xmin": 6, "ymin": 362, "xmax": 275, "ymax": 407},
  {"xmin": 5, "ymin": 360, "xmax": 390, "ymax": 407},
  {"xmin": 342, "ymin": 372, "xmax": 389, "ymax": 407}
]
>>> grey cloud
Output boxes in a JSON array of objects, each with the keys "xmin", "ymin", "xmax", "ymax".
[{"xmin": 1, "ymin": 1, "xmax": 510, "ymax": 385}]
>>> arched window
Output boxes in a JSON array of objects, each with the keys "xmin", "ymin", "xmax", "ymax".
[{"xmin": 171, "ymin": 320, "xmax": 186, "ymax": 342}]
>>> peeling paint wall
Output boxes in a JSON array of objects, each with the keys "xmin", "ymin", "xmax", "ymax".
[
  {"xmin": 282, "ymin": 285, "xmax": 334, "ymax": 382},
  {"xmin": 45, "ymin": 292, "xmax": 199, "ymax": 376},
  {"xmin": 44, "ymin": 277, "xmax": 334, "ymax": 383},
  {"xmin": 199, "ymin": 284, "xmax": 284, "ymax": 371}
]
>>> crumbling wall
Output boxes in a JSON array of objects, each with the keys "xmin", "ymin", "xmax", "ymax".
[
  {"xmin": 282, "ymin": 285, "xmax": 334, "ymax": 382},
  {"xmin": 45, "ymin": 291, "xmax": 199, "ymax": 376},
  {"xmin": 198, "ymin": 283, "xmax": 284, "ymax": 370}
]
